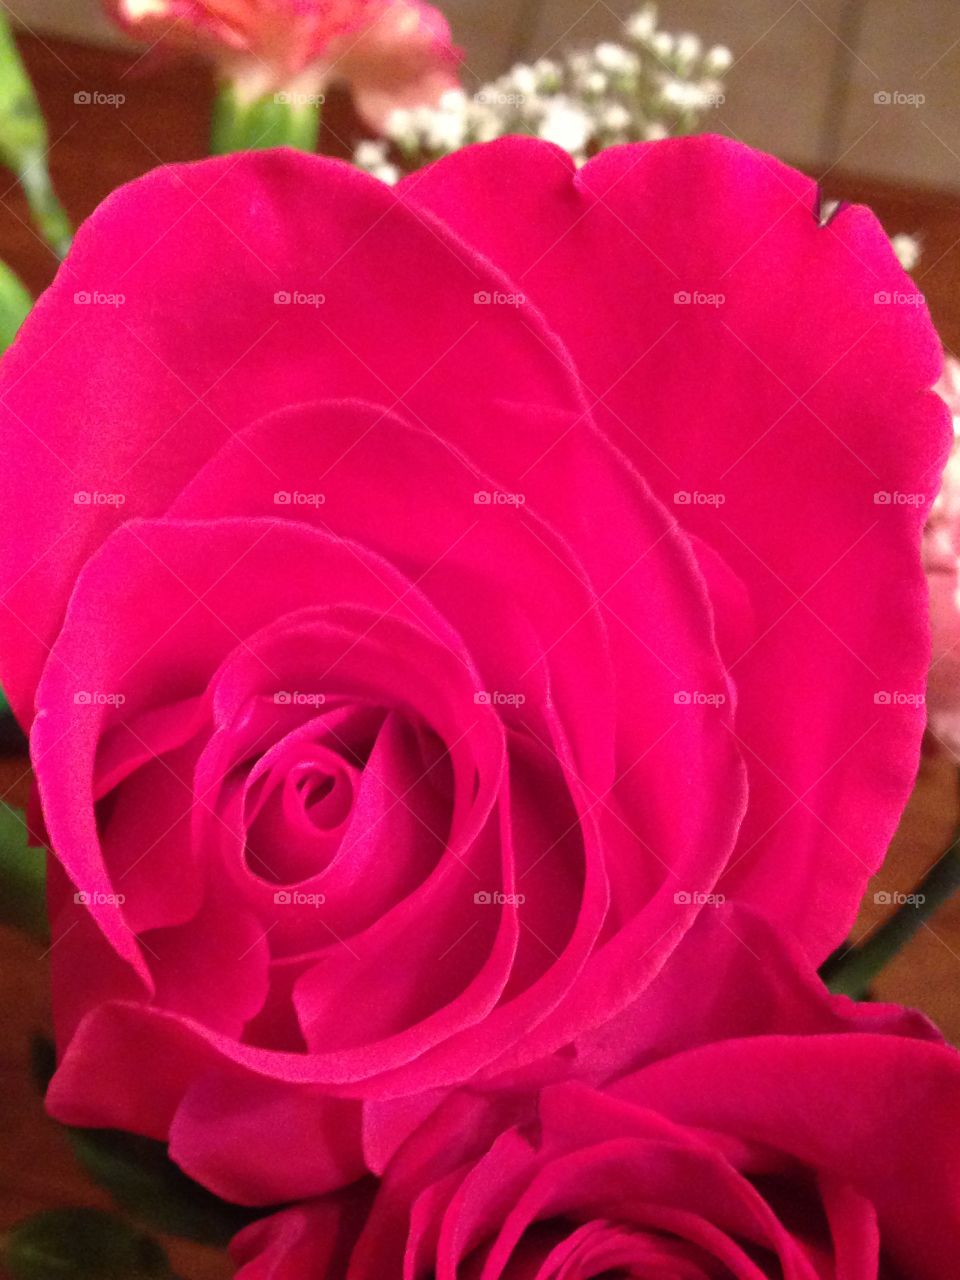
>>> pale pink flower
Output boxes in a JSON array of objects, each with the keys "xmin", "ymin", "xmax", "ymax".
[
  {"xmin": 925, "ymin": 355, "xmax": 960, "ymax": 757},
  {"xmin": 105, "ymin": 0, "xmax": 460, "ymax": 129}
]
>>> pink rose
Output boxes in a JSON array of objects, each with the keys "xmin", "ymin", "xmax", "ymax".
[
  {"xmin": 0, "ymin": 138, "xmax": 945, "ymax": 1204},
  {"xmin": 925, "ymin": 355, "xmax": 960, "ymax": 756},
  {"xmin": 232, "ymin": 910, "xmax": 959, "ymax": 1278},
  {"xmin": 103, "ymin": 0, "xmax": 461, "ymax": 131}
]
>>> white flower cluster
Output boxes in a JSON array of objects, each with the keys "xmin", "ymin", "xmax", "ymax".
[{"xmin": 354, "ymin": 5, "xmax": 732, "ymax": 182}]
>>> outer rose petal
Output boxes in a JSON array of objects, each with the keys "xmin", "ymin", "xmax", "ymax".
[
  {"xmin": 399, "ymin": 134, "xmax": 951, "ymax": 960},
  {"xmin": 359, "ymin": 902, "xmax": 939, "ymax": 1170},
  {"xmin": 231, "ymin": 1189, "xmax": 371, "ymax": 1279},
  {"xmin": 0, "ymin": 147, "xmax": 605, "ymax": 724},
  {"xmin": 612, "ymin": 1036, "xmax": 960, "ymax": 1280},
  {"xmin": 337, "ymin": 914, "xmax": 960, "ymax": 1280}
]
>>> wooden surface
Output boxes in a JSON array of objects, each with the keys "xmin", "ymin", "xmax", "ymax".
[{"xmin": 0, "ymin": 27, "xmax": 958, "ymax": 1280}]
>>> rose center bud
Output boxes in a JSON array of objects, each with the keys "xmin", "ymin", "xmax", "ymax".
[{"xmin": 245, "ymin": 741, "xmax": 359, "ymax": 884}]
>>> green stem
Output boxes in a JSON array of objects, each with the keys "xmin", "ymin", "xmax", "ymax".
[
  {"xmin": 18, "ymin": 150, "xmax": 71, "ymax": 258},
  {"xmin": 210, "ymin": 82, "xmax": 321, "ymax": 155},
  {"xmin": 823, "ymin": 819, "xmax": 960, "ymax": 999}
]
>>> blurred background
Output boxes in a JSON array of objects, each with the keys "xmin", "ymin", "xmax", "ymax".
[{"xmin": 0, "ymin": 2, "xmax": 958, "ymax": 1276}]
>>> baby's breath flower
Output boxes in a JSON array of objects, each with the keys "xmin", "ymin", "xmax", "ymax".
[
  {"xmin": 674, "ymin": 33, "xmax": 702, "ymax": 65},
  {"xmin": 371, "ymin": 162, "xmax": 400, "ymax": 185},
  {"xmin": 626, "ymin": 4, "xmax": 658, "ymax": 43},
  {"xmin": 354, "ymin": 139, "xmax": 388, "ymax": 169},
  {"xmin": 356, "ymin": 6, "xmax": 729, "ymax": 173},
  {"xmin": 704, "ymin": 44, "xmax": 734, "ymax": 75},
  {"xmin": 538, "ymin": 98, "xmax": 593, "ymax": 153},
  {"xmin": 891, "ymin": 232, "xmax": 921, "ymax": 273}
]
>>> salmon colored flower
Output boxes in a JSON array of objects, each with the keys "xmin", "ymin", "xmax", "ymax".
[{"xmin": 104, "ymin": 0, "xmax": 460, "ymax": 129}]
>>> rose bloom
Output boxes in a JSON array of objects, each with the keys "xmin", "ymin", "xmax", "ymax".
[
  {"xmin": 0, "ymin": 136, "xmax": 946, "ymax": 1204},
  {"xmin": 231, "ymin": 910, "xmax": 960, "ymax": 1278},
  {"xmin": 924, "ymin": 355, "xmax": 960, "ymax": 756},
  {"xmin": 103, "ymin": 0, "xmax": 460, "ymax": 129}
]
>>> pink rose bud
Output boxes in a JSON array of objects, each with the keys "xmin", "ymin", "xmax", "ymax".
[{"xmin": 103, "ymin": 0, "xmax": 461, "ymax": 130}]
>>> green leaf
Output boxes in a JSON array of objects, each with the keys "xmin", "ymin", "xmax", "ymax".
[
  {"xmin": 0, "ymin": 14, "xmax": 71, "ymax": 256},
  {"xmin": 29, "ymin": 1038, "xmax": 258, "ymax": 1246},
  {"xmin": 0, "ymin": 257, "xmax": 32, "ymax": 349},
  {"xmin": 67, "ymin": 1128, "xmax": 259, "ymax": 1247},
  {"xmin": 0, "ymin": 801, "xmax": 47, "ymax": 942},
  {"xmin": 210, "ymin": 81, "xmax": 321, "ymax": 155},
  {"xmin": 2, "ymin": 1209, "xmax": 177, "ymax": 1280}
]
